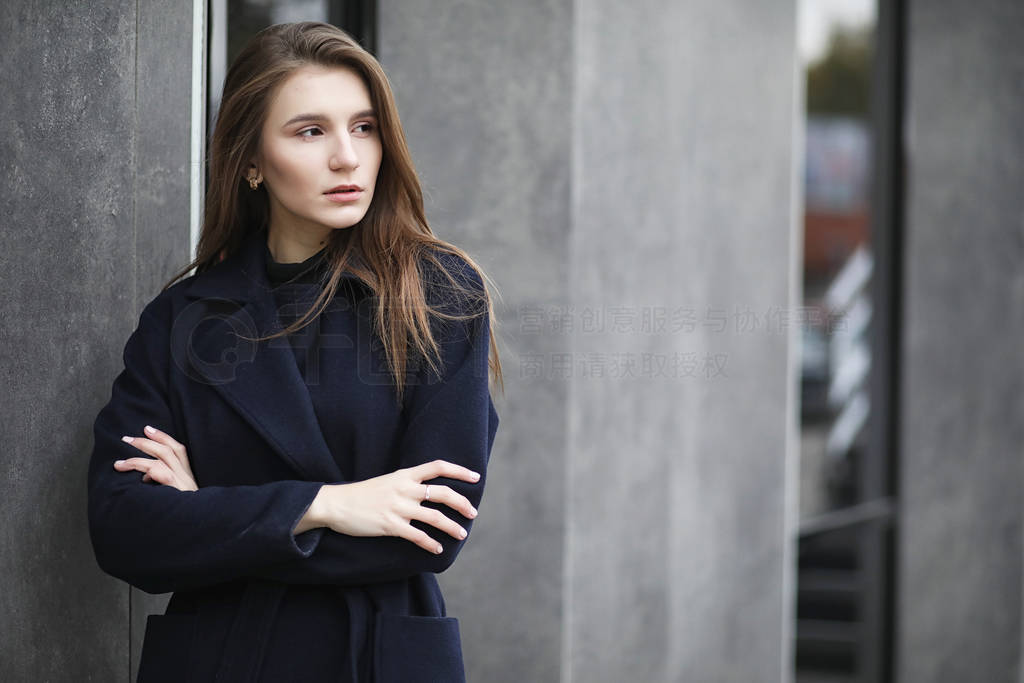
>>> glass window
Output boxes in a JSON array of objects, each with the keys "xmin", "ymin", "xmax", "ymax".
[{"xmin": 795, "ymin": 1, "xmax": 899, "ymax": 681}]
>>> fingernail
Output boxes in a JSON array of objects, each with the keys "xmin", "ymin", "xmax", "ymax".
[
  {"xmin": 435, "ymin": 544, "xmax": 444, "ymax": 554},
  {"xmin": 459, "ymin": 528, "xmax": 467, "ymax": 539},
  {"xmin": 471, "ymin": 471, "xmax": 481, "ymax": 481},
  {"xmin": 469, "ymin": 507, "xmax": 478, "ymax": 517},
  {"xmin": 144, "ymin": 425, "xmax": 155, "ymax": 434},
  {"xmin": 114, "ymin": 460, "xmax": 125, "ymax": 466},
  {"xmin": 121, "ymin": 436, "xmax": 134, "ymax": 443}
]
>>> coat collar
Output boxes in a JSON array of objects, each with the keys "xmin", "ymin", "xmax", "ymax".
[
  {"xmin": 179, "ymin": 227, "xmax": 366, "ymax": 483},
  {"xmin": 184, "ymin": 225, "xmax": 366, "ymax": 301}
]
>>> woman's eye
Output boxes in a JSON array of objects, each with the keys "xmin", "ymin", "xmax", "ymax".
[
  {"xmin": 298, "ymin": 127, "xmax": 324, "ymax": 138},
  {"xmin": 353, "ymin": 122, "xmax": 376, "ymax": 135}
]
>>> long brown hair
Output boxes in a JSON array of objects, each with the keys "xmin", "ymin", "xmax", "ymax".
[{"xmin": 163, "ymin": 21, "xmax": 503, "ymax": 405}]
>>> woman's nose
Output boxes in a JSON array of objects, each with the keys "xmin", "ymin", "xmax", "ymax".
[{"xmin": 329, "ymin": 133, "xmax": 360, "ymax": 171}]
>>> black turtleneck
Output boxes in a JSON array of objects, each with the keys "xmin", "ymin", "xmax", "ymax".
[
  {"xmin": 264, "ymin": 240, "xmax": 329, "ymax": 286},
  {"xmin": 264, "ymin": 240, "xmax": 329, "ymax": 386}
]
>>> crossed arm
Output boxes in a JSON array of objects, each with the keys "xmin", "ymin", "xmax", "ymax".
[
  {"xmin": 116, "ymin": 426, "xmax": 479, "ymax": 554},
  {"xmin": 88, "ymin": 281, "xmax": 496, "ymax": 594}
]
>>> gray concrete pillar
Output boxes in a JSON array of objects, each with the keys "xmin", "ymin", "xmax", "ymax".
[
  {"xmin": 898, "ymin": 1, "xmax": 1024, "ymax": 681},
  {"xmin": 379, "ymin": 3, "xmax": 574, "ymax": 681},
  {"xmin": 0, "ymin": 1, "xmax": 194, "ymax": 680},
  {"xmin": 379, "ymin": 1, "xmax": 800, "ymax": 681}
]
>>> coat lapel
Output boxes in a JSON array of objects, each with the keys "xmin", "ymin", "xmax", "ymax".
[{"xmin": 180, "ymin": 227, "xmax": 355, "ymax": 483}]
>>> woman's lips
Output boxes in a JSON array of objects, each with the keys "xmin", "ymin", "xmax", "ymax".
[{"xmin": 325, "ymin": 189, "xmax": 364, "ymax": 203}]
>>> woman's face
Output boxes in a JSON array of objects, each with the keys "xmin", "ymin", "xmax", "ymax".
[{"xmin": 254, "ymin": 64, "xmax": 383, "ymax": 239}]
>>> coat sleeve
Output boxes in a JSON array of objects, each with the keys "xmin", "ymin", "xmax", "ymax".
[
  {"xmin": 87, "ymin": 297, "xmax": 327, "ymax": 595},
  {"xmin": 247, "ymin": 254, "xmax": 500, "ymax": 586}
]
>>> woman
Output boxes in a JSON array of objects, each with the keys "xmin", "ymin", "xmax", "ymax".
[{"xmin": 87, "ymin": 21, "xmax": 502, "ymax": 683}]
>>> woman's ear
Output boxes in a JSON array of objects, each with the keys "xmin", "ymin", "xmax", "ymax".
[{"xmin": 244, "ymin": 153, "xmax": 263, "ymax": 176}]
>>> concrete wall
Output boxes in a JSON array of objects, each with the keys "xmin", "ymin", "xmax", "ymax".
[
  {"xmin": 379, "ymin": 1, "xmax": 801, "ymax": 681},
  {"xmin": 0, "ymin": 1, "xmax": 193, "ymax": 680},
  {"xmin": 569, "ymin": 2, "xmax": 799, "ymax": 681},
  {"xmin": 897, "ymin": 1, "xmax": 1024, "ymax": 681},
  {"xmin": 378, "ymin": 3, "xmax": 574, "ymax": 681},
  {"xmin": 129, "ymin": 4, "xmax": 196, "ymax": 681}
]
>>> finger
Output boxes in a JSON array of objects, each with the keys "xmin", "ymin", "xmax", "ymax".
[
  {"xmin": 114, "ymin": 457, "xmax": 159, "ymax": 479},
  {"xmin": 408, "ymin": 459, "xmax": 481, "ymax": 484},
  {"xmin": 393, "ymin": 524, "xmax": 445, "ymax": 555},
  {"xmin": 115, "ymin": 457, "xmax": 175, "ymax": 487},
  {"xmin": 141, "ymin": 470, "xmax": 171, "ymax": 485},
  {"xmin": 144, "ymin": 463, "xmax": 175, "ymax": 486},
  {"xmin": 114, "ymin": 456, "xmax": 157, "ymax": 473},
  {"xmin": 121, "ymin": 436, "xmax": 181, "ymax": 475},
  {"xmin": 408, "ymin": 505, "xmax": 468, "ymax": 541},
  {"xmin": 415, "ymin": 484, "xmax": 477, "ymax": 519},
  {"xmin": 141, "ymin": 425, "xmax": 192, "ymax": 472}
]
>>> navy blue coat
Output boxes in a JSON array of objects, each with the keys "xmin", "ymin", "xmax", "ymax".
[{"xmin": 87, "ymin": 226, "xmax": 500, "ymax": 682}]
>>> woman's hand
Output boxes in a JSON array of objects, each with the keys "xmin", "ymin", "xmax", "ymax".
[
  {"xmin": 114, "ymin": 425, "xmax": 199, "ymax": 492},
  {"xmin": 306, "ymin": 460, "xmax": 481, "ymax": 554}
]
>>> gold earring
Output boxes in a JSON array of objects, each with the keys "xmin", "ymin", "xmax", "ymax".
[{"xmin": 248, "ymin": 172, "xmax": 262, "ymax": 190}]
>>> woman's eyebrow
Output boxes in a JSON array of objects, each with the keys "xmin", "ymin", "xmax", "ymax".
[
  {"xmin": 282, "ymin": 113, "xmax": 327, "ymax": 128},
  {"xmin": 281, "ymin": 109, "xmax": 377, "ymax": 128},
  {"xmin": 350, "ymin": 108, "xmax": 377, "ymax": 121}
]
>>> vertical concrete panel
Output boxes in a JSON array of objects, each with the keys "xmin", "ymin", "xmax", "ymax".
[
  {"xmin": 135, "ymin": 0, "xmax": 195, "ymax": 297},
  {"xmin": 570, "ymin": 1, "xmax": 799, "ymax": 681},
  {"xmin": 898, "ymin": 1, "xmax": 1024, "ymax": 681},
  {"xmin": 128, "ymin": 2, "xmax": 196, "ymax": 681},
  {"xmin": 0, "ymin": 1, "xmax": 137, "ymax": 680},
  {"xmin": 0, "ymin": 0, "xmax": 194, "ymax": 679},
  {"xmin": 380, "ymin": 1, "xmax": 799, "ymax": 680},
  {"xmin": 377, "ymin": 3, "xmax": 572, "ymax": 682}
]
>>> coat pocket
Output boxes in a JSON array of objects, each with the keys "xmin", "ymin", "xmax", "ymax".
[
  {"xmin": 136, "ymin": 613, "xmax": 197, "ymax": 683},
  {"xmin": 373, "ymin": 613, "xmax": 466, "ymax": 683}
]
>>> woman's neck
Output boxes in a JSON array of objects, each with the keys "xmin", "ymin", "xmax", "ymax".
[{"xmin": 266, "ymin": 224, "xmax": 331, "ymax": 263}]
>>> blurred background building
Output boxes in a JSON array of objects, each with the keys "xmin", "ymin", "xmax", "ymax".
[{"xmin": 1, "ymin": 1, "xmax": 1021, "ymax": 682}]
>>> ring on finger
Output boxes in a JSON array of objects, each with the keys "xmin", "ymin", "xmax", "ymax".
[{"xmin": 423, "ymin": 484, "xmax": 431, "ymax": 502}]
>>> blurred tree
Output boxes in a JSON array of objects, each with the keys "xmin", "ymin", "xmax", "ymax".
[{"xmin": 807, "ymin": 25, "xmax": 872, "ymax": 118}]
